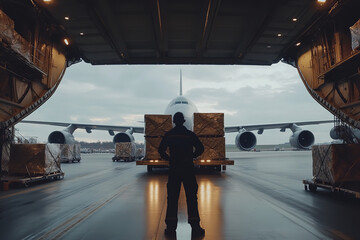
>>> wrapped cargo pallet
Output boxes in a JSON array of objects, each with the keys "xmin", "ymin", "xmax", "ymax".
[
  {"xmin": 115, "ymin": 142, "xmax": 136, "ymax": 160},
  {"xmin": 60, "ymin": 144, "xmax": 81, "ymax": 162},
  {"xmin": 9, "ymin": 144, "xmax": 61, "ymax": 176},
  {"xmin": 145, "ymin": 114, "xmax": 172, "ymax": 137},
  {"xmin": 74, "ymin": 144, "xmax": 81, "ymax": 161},
  {"xmin": 312, "ymin": 144, "xmax": 360, "ymax": 184},
  {"xmin": 193, "ymin": 113, "xmax": 224, "ymax": 136},
  {"xmin": 198, "ymin": 137, "xmax": 226, "ymax": 160}
]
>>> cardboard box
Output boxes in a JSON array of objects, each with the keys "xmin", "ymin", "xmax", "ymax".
[
  {"xmin": 198, "ymin": 137, "xmax": 226, "ymax": 160},
  {"xmin": 193, "ymin": 113, "xmax": 224, "ymax": 136},
  {"xmin": 9, "ymin": 144, "xmax": 61, "ymax": 176},
  {"xmin": 145, "ymin": 114, "xmax": 172, "ymax": 137},
  {"xmin": 145, "ymin": 137, "xmax": 163, "ymax": 160},
  {"xmin": 312, "ymin": 144, "xmax": 360, "ymax": 184}
]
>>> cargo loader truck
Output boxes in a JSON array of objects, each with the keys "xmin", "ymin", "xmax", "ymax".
[{"xmin": 136, "ymin": 113, "xmax": 234, "ymax": 172}]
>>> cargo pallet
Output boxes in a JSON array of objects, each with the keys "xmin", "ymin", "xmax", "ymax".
[
  {"xmin": 1, "ymin": 171, "xmax": 64, "ymax": 188},
  {"xmin": 303, "ymin": 179, "xmax": 360, "ymax": 198}
]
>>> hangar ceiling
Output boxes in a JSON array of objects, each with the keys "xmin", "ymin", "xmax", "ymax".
[{"xmin": 32, "ymin": 0, "xmax": 334, "ymax": 65}]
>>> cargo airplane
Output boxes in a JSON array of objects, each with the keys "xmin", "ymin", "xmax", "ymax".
[{"xmin": 21, "ymin": 73, "xmax": 333, "ymax": 151}]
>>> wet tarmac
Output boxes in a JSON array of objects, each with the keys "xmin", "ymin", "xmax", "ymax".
[{"xmin": 1, "ymin": 151, "xmax": 360, "ymax": 240}]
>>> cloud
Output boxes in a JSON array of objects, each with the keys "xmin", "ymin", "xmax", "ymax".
[{"xmin": 17, "ymin": 61, "xmax": 334, "ymax": 145}]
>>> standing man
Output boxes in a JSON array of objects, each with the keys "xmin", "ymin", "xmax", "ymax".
[{"xmin": 158, "ymin": 112, "xmax": 205, "ymax": 237}]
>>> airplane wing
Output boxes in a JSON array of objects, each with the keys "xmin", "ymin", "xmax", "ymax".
[
  {"xmin": 225, "ymin": 120, "xmax": 333, "ymax": 133},
  {"xmin": 21, "ymin": 120, "xmax": 144, "ymax": 133}
]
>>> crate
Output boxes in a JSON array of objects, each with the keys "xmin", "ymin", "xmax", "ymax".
[
  {"xmin": 198, "ymin": 137, "xmax": 226, "ymax": 160},
  {"xmin": 193, "ymin": 113, "xmax": 224, "ymax": 136},
  {"xmin": 145, "ymin": 137, "xmax": 163, "ymax": 160},
  {"xmin": 145, "ymin": 114, "xmax": 172, "ymax": 137},
  {"xmin": 312, "ymin": 144, "xmax": 360, "ymax": 184}
]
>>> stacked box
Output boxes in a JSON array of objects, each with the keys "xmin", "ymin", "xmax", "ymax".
[
  {"xmin": 115, "ymin": 142, "xmax": 136, "ymax": 158},
  {"xmin": 193, "ymin": 113, "xmax": 224, "ymax": 136},
  {"xmin": 145, "ymin": 114, "xmax": 172, "ymax": 137},
  {"xmin": 193, "ymin": 113, "xmax": 226, "ymax": 161},
  {"xmin": 145, "ymin": 137, "xmax": 163, "ymax": 160},
  {"xmin": 9, "ymin": 144, "xmax": 61, "ymax": 176},
  {"xmin": 199, "ymin": 137, "xmax": 226, "ymax": 160},
  {"xmin": 312, "ymin": 144, "xmax": 360, "ymax": 184},
  {"xmin": 144, "ymin": 114, "xmax": 172, "ymax": 160}
]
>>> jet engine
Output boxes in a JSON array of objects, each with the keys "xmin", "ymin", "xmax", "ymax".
[
  {"xmin": 289, "ymin": 130, "xmax": 314, "ymax": 149},
  {"xmin": 113, "ymin": 129, "xmax": 135, "ymax": 143},
  {"xmin": 235, "ymin": 131, "xmax": 257, "ymax": 151},
  {"xmin": 48, "ymin": 130, "xmax": 75, "ymax": 144}
]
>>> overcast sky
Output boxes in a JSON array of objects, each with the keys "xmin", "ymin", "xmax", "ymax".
[{"xmin": 16, "ymin": 61, "xmax": 334, "ymax": 145}]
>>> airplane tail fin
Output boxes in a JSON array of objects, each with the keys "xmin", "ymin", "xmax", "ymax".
[{"xmin": 180, "ymin": 69, "xmax": 182, "ymax": 96}]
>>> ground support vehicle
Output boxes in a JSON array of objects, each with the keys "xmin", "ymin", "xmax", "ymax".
[
  {"xmin": 137, "ymin": 113, "xmax": 234, "ymax": 172},
  {"xmin": 136, "ymin": 159, "xmax": 234, "ymax": 172}
]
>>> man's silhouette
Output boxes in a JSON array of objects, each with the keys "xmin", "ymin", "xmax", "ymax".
[{"xmin": 158, "ymin": 112, "xmax": 205, "ymax": 237}]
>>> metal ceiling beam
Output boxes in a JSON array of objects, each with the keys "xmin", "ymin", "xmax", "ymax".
[
  {"xmin": 150, "ymin": 0, "xmax": 168, "ymax": 58},
  {"xmin": 196, "ymin": 0, "xmax": 221, "ymax": 57},
  {"xmin": 234, "ymin": 1, "xmax": 277, "ymax": 63},
  {"xmin": 86, "ymin": 0, "xmax": 128, "ymax": 63}
]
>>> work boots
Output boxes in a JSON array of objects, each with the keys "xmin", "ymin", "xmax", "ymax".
[{"xmin": 191, "ymin": 224, "xmax": 205, "ymax": 237}]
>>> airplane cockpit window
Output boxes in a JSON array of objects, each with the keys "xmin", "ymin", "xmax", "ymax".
[{"xmin": 173, "ymin": 100, "xmax": 189, "ymax": 105}]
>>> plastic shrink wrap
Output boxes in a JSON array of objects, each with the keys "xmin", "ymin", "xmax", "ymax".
[
  {"xmin": 9, "ymin": 144, "xmax": 61, "ymax": 176},
  {"xmin": 115, "ymin": 142, "xmax": 136, "ymax": 158},
  {"xmin": 350, "ymin": 19, "xmax": 360, "ymax": 50},
  {"xmin": 312, "ymin": 144, "xmax": 360, "ymax": 184},
  {"xmin": 60, "ymin": 144, "xmax": 81, "ymax": 162}
]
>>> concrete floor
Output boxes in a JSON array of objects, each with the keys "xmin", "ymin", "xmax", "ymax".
[{"xmin": 1, "ymin": 151, "xmax": 359, "ymax": 240}]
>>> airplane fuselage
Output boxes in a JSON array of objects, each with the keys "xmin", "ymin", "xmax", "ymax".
[{"xmin": 164, "ymin": 95, "xmax": 198, "ymax": 130}]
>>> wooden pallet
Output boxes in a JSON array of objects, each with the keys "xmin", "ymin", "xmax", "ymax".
[{"xmin": 1, "ymin": 171, "xmax": 64, "ymax": 188}]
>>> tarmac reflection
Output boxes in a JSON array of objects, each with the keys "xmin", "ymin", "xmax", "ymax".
[
  {"xmin": 144, "ymin": 174, "xmax": 224, "ymax": 239},
  {"xmin": 145, "ymin": 177, "xmax": 167, "ymax": 238},
  {"xmin": 197, "ymin": 176, "xmax": 223, "ymax": 239}
]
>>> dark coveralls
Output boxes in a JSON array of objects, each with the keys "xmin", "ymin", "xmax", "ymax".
[{"xmin": 158, "ymin": 125, "xmax": 204, "ymax": 228}]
